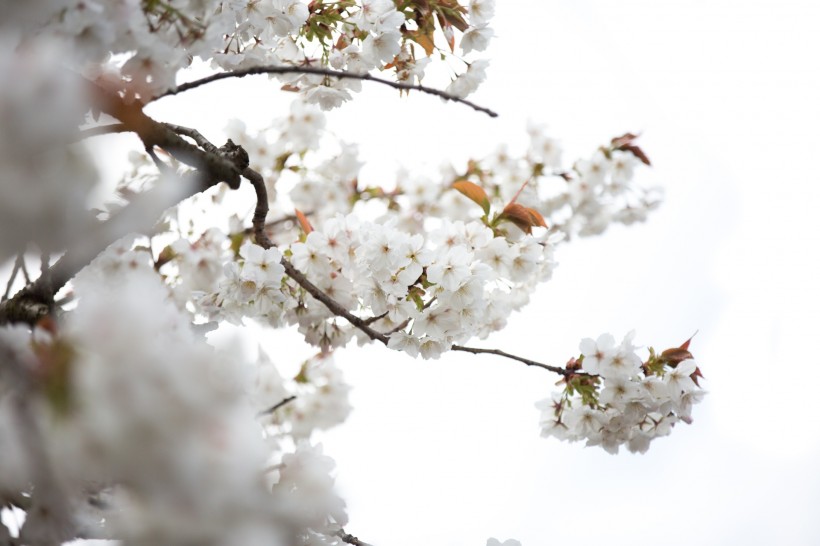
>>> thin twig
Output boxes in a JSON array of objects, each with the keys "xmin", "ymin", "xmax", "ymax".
[
  {"xmin": 154, "ymin": 65, "xmax": 498, "ymax": 118},
  {"xmin": 163, "ymin": 123, "xmax": 219, "ymax": 153},
  {"xmin": 39, "ymin": 250, "xmax": 54, "ymax": 316},
  {"xmin": 243, "ymin": 167, "xmax": 273, "ymax": 249},
  {"xmin": 362, "ymin": 311, "xmax": 388, "ymax": 326},
  {"xmin": 242, "ymin": 162, "xmax": 571, "ymax": 377},
  {"xmin": 281, "ymin": 257, "xmax": 570, "ymax": 375},
  {"xmin": 281, "ymin": 258, "xmax": 389, "ymax": 344},
  {"xmin": 3, "ymin": 254, "xmax": 24, "ymax": 301},
  {"xmin": 242, "ymin": 212, "xmax": 309, "ymax": 236},
  {"xmin": 76, "ymin": 123, "xmax": 130, "ymax": 140},
  {"xmin": 145, "ymin": 146, "xmax": 172, "ymax": 175},
  {"xmin": 450, "ymin": 345, "xmax": 571, "ymax": 376},
  {"xmin": 19, "ymin": 255, "xmax": 30, "ymax": 285},
  {"xmin": 335, "ymin": 529, "xmax": 375, "ymax": 546},
  {"xmin": 257, "ymin": 395, "xmax": 296, "ymax": 417}
]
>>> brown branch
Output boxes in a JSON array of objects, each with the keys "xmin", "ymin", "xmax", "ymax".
[
  {"xmin": 281, "ymin": 258, "xmax": 571, "ymax": 375},
  {"xmin": 3, "ymin": 254, "xmax": 25, "ymax": 301},
  {"xmin": 451, "ymin": 345, "xmax": 571, "ymax": 376},
  {"xmin": 256, "ymin": 395, "xmax": 296, "ymax": 417},
  {"xmin": 153, "ymin": 65, "xmax": 498, "ymax": 118},
  {"xmin": 280, "ymin": 259, "xmax": 389, "ymax": 345},
  {"xmin": 145, "ymin": 146, "xmax": 172, "ymax": 175},
  {"xmin": 362, "ymin": 311, "xmax": 388, "ymax": 326},
  {"xmin": 76, "ymin": 123, "xmax": 129, "ymax": 140},
  {"xmin": 1, "ymin": 339, "xmax": 75, "ymax": 545},
  {"xmin": 335, "ymin": 529, "xmax": 375, "ymax": 546},
  {"xmin": 244, "ymin": 213, "xmax": 299, "ymax": 236},
  {"xmin": 242, "ymin": 167, "xmax": 273, "ymax": 249},
  {"xmin": 242, "ymin": 161, "xmax": 571, "ymax": 377},
  {"xmin": 0, "ymin": 84, "xmax": 254, "ymax": 326},
  {"xmin": 163, "ymin": 123, "xmax": 219, "ymax": 154},
  {"xmin": 87, "ymin": 80, "xmax": 243, "ymax": 190}
]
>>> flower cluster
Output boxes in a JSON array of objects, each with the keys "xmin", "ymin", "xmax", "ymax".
[
  {"xmin": 0, "ymin": 1, "xmax": 706, "ymax": 543},
  {"xmin": 14, "ymin": 0, "xmax": 496, "ymax": 106},
  {"xmin": 0, "ymin": 240, "xmax": 354, "ymax": 544},
  {"xmin": 537, "ymin": 333, "xmax": 706, "ymax": 454},
  {"xmin": 198, "ymin": 213, "xmax": 556, "ymax": 358}
]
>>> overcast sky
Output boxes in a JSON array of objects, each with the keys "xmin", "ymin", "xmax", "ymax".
[{"xmin": 110, "ymin": 1, "xmax": 820, "ymax": 544}]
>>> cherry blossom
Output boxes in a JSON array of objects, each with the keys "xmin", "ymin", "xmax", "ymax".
[{"xmin": 0, "ymin": 1, "xmax": 704, "ymax": 543}]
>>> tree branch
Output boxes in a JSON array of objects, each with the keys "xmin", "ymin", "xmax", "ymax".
[
  {"xmin": 154, "ymin": 65, "xmax": 498, "ymax": 118},
  {"xmin": 76, "ymin": 123, "xmax": 129, "ymax": 140},
  {"xmin": 280, "ymin": 258, "xmax": 389, "ymax": 345},
  {"xmin": 0, "ymin": 177, "xmax": 206, "ymax": 326},
  {"xmin": 335, "ymin": 529, "xmax": 375, "ymax": 546},
  {"xmin": 450, "ymin": 345, "xmax": 571, "ymax": 376},
  {"xmin": 3, "ymin": 254, "xmax": 25, "ymax": 302},
  {"xmin": 240, "ymin": 164, "xmax": 571, "ymax": 377},
  {"xmin": 256, "ymin": 395, "xmax": 296, "ymax": 417},
  {"xmin": 87, "ymin": 80, "xmax": 244, "ymax": 190},
  {"xmin": 0, "ymin": 83, "xmax": 254, "ymax": 326},
  {"xmin": 1, "ymin": 339, "xmax": 75, "ymax": 545}
]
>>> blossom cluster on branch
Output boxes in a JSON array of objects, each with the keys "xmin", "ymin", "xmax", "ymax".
[{"xmin": 0, "ymin": 1, "xmax": 705, "ymax": 544}]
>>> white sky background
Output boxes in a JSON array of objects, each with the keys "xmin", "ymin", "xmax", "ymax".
[{"xmin": 98, "ymin": 1, "xmax": 820, "ymax": 544}]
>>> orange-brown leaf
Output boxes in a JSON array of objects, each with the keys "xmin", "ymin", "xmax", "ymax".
[
  {"xmin": 453, "ymin": 180, "xmax": 490, "ymax": 215},
  {"xmin": 525, "ymin": 207, "xmax": 547, "ymax": 228},
  {"xmin": 621, "ymin": 144, "xmax": 652, "ymax": 166},
  {"xmin": 501, "ymin": 203, "xmax": 546, "ymax": 233},
  {"xmin": 660, "ymin": 347, "xmax": 694, "ymax": 366},
  {"xmin": 295, "ymin": 209, "xmax": 313, "ymax": 234},
  {"xmin": 611, "ymin": 132, "xmax": 640, "ymax": 148},
  {"xmin": 408, "ymin": 30, "xmax": 435, "ymax": 56}
]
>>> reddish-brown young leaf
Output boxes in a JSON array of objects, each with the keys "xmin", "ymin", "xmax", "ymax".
[
  {"xmin": 679, "ymin": 332, "xmax": 697, "ymax": 352},
  {"xmin": 453, "ymin": 180, "xmax": 491, "ymax": 215},
  {"xmin": 295, "ymin": 208, "xmax": 314, "ymax": 234},
  {"xmin": 438, "ymin": 0, "xmax": 470, "ymax": 31},
  {"xmin": 525, "ymin": 207, "xmax": 548, "ymax": 228},
  {"xmin": 660, "ymin": 346, "xmax": 694, "ymax": 366},
  {"xmin": 620, "ymin": 144, "xmax": 652, "ymax": 166},
  {"xmin": 611, "ymin": 132, "xmax": 640, "ymax": 148},
  {"xmin": 408, "ymin": 29, "xmax": 436, "ymax": 55},
  {"xmin": 691, "ymin": 366, "xmax": 704, "ymax": 386},
  {"xmin": 500, "ymin": 203, "xmax": 545, "ymax": 234}
]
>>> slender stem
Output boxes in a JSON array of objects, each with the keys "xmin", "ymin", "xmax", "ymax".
[
  {"xmin": 280, "ymin": 258, "xmax": 389, "ymax": 345},
  {"xmin": 257, "ymin": 395, "xmax": 296, "ymax": 416},
  {"xmin": 242, "ymin": 161, "xmax": 571, "ymax": 377},
  {"xmin": 451, "ymin": 345, "xmax": 571, "ymax": 376},
  {"xmin": 153, "ymin": 65, "xmax": 499, "ymax": 118},
  {"xmin": 76, "ymin": 123, "xmax": 130, "ymax": 140},
  {"xmin": 335, "ymin": 529, "xmax": 375, "ymax": 546},
  {"xmin": 3, "ymin": 254, "xmax": 24, "ymax": 301},
  {"xmin": 145, "ymin": 146, "xmax": 172, "ymax": 174},
  {"xmin": 243, "ymin": 167, "xmax": 273, "ymax": 249}
]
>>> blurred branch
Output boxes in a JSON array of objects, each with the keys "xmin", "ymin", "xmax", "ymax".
[
  {"xmin": 1, "ymin": 339, "xmax": 74, "ymax": 545},
  {"xmin": 335, "ymin": 529, "xmax": 375, "ymax": 546},
  {"xmin": 0, "ymin": 180, "xmax": 203, "ymax": 326},
  {"xmin": 3, "ymin": 254, "xmax": 25, "ymax": 302},
  {"xmin": 153, "ymin": 65, "xmax": 499, "ymax": 118},
  {"xmin": 76, "ymin": 123, "xmax": 129, "ymax": 140},
  {"xmin": 256, "ymin": 395, "xmax": 296, "ymax": 417}
]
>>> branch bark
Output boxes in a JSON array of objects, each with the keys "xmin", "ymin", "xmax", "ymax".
[{"xmin": 153, "ymin": 65, "xmax": 499, "ymax": 118}]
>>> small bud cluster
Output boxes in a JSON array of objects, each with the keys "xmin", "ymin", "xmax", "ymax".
[{"xmin": 537, "ymin": 332, "xmax": 705, "ymax": 454}]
